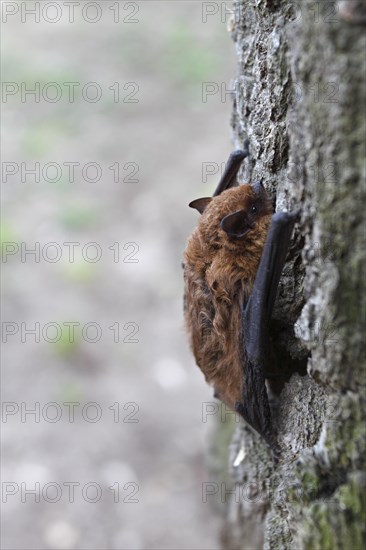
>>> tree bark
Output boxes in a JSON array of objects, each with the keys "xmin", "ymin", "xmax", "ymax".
[{"xmin": 223, "ymin": 1, "xmax": 366, "ymax": 548}]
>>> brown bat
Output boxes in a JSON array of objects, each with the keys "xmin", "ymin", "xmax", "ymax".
[{"xmin": 183, "ymin": 147, "xmax": 296, "ymax": 455}]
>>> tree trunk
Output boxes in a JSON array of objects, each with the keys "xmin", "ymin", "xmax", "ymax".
[{"xmin": 223, "ymin": 1, "xmax": 366, "ymax": 548}]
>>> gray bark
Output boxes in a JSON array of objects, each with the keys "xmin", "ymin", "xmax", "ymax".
[{"xmin": 222, "ymin": 1, "xmax": 366, "ymax": 548}]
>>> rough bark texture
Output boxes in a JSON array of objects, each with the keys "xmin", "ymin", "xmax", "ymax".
[{"xmin": 223, "ymin": 1, "xmax": 366, "ymax": 548}]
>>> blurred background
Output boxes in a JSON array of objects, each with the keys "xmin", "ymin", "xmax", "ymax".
[{"xmin": 1, "ymin": 2, "xmax": 238, "ymax": 548}]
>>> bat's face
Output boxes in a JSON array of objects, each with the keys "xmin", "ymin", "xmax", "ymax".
[{"xmin": 189, "ymin": 182, "xmax": 272, "ymax": 252}]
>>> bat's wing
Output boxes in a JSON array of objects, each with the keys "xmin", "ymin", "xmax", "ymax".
[
  {"xmin": 212, "ymin": 140, "xmax": 249, "ymax": 196},
  {"xmin": 237, "ymin": 212, "xmax": 297, "ymax": 456}
]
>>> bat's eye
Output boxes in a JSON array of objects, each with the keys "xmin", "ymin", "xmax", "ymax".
[{"xmin": 251, "ymin": 205, "xmax": 257, "ymax": 213}]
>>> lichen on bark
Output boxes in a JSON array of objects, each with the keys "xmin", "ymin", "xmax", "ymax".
[{"xmin": 222, "ymin": 1, "xmax": 366, "ymax": 548}]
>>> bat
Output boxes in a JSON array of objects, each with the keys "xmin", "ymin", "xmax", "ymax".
[{"xmin": 183, "ymin": 146, "xmax": 297, "ymax": 457}]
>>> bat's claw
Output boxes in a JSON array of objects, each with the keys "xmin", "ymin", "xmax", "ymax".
[
  {"xmin": 272, "ymin": 210, "xmax": 300, "ymax": 225},
  {"xmin": 230, "ymin": 149, "xmax": 248, "ymax": 162},
  {"xmin": 235, "ymin": 401, "xmax": 281, "ymax": 462}
]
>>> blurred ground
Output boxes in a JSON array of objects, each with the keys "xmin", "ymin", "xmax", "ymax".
[{"xmin": 1, "ymin": 2, "xmax": 237, "ymax": 549}]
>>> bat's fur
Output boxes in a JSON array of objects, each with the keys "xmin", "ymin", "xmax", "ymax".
[{"xmin": 183, "ymin": 184, "xmax": 272, "ymax": 411}]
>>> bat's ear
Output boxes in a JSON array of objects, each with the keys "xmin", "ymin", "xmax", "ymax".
[
  {"xmin": 221, "ymin": 209, "xmax": 251, "ymax": 238},
  {"xmin": 189, "ymin": 197, "xmax": 212, "ymax": 214}
]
